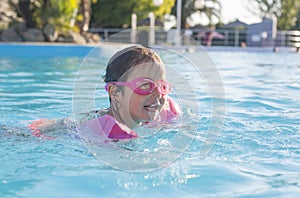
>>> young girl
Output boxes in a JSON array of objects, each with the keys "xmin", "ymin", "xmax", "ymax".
[{"xmin": 29, "ymin": 45, "xmax": 181, "ymax": 141}]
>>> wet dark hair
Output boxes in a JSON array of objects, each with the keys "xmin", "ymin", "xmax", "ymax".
[{"xmin": 104, "ymin": 45, "xmax": 162, "ymax": 83}]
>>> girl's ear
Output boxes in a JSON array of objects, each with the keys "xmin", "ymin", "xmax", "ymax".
[
  {"xmin": 107, "ymin": 84, "xmax": 117, "ymax": 98},
  {"xmin": 107, "ymin": 84, "xmax": 121, "ymax": 102}
]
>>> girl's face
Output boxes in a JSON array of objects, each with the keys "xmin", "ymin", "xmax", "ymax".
[{"xmin": 116, "ymin": 62, "xmax": 167, "ymax": 128}]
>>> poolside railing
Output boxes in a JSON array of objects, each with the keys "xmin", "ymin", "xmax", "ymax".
[
  {"xmin": 285, "ymin": 30, "xmax": 300, "ymax": 50},
  {"xmin": 89, "ymin": 28, "xmax": 300, "ymax": 50}
]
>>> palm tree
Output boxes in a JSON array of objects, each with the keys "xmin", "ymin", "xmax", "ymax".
[
  {"xmin": 248, "ymin": 0, "xmax": 281, "ymax": 19},
  {"xmin": 172, "ymin": 0, "xmax": 221, "ymax": 28},
  {"xmin": 79, "ymin": 0, "xmax": 92, "ymax": 33}
]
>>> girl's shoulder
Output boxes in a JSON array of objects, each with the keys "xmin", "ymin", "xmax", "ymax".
[
  {"xmin": 79, "ymin": 108, "xmax": 110, "ymax": 124},
  {"xmin": 93, "ymin": 109, "xmax": 109, "ymax": 117},
  {"xmin": 81, "ymin": 113, "xmax": 138, "ymax": 140}
]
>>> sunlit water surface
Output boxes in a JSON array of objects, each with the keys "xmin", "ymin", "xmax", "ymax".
[{"xmin": 0, "ymin": 44, "xmax": 300, "ymax": 197}]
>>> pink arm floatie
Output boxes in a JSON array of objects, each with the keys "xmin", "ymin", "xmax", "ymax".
[
  {"xmin": 151, "ymin": 96, "xmax": 182, "ymax": 125},
  {"xmin": 163, "ymin": 96, "xmax": 182, "ymax": 122}
]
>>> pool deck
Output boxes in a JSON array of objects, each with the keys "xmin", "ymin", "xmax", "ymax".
[{"xmin": 0, "ymin": 42, "xmax": 299, "ymax": 56}]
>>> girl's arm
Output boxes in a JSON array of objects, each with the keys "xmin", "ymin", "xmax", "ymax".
[
  {"xmin": 28, "ymin": 117, "xmax": 75, "ymax": 138},
  {"xmin": 28, "ymin": 109, "xmax": 108, "ymax": 138}
]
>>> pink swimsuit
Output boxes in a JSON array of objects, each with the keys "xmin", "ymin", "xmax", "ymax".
[
  {"xmin": 82, "ymin": 114, "xmax": 138, "ymax": 140},
  {"xmin": 82, "ymin": 96, "xmax": 182, "ymax": 140}
]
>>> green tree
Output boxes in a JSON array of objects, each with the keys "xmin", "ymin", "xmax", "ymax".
[
  {"xmin": 8, "ymin": 0, "xmax": 93, "ymax": 33},
  {"xmin": 90, "ymin": 0, "xmax": 175, "ymax": 28},
  {"xmin": 277, "ymin": 0, "xmax": 300, "ymax": 30},
  {"xmin": 33, "ymin": 0, "xmax": 80, "ymax": 33},
  {"xmin": 171, "ymin": 0, "xmax": 221, "ymax": 28},
  {"xmin": 79, "ymin": 0, "xmax": 92, "ymax": 32},
  {"xmin": 295, "ymin": 9, "xmax": 300, "ymax": 29},
  {"xmin": 16, "ymin": 0, "xmax": 36, "ymax": 28},
  {"xmin": 249, "ymin": 0, "xmax": 300, "ymax": 30},
  {"xmin": 78, "ymin": 0, "xmax": 99, "ymax": 33}
]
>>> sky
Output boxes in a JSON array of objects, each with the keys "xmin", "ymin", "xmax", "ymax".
[
  {"xmin": 219, "ymin": 0, "xmax": 261, "ymax": 24},
  {"xmin": 186, "ymin": 0, "xmax": 263, "ymax": 27},
  {"xmin": 166, "ymin": 0, "xmax": 263, "ymax": 29}
]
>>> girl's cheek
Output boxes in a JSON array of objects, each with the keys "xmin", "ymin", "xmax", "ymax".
[{"xmin": 129, "ymin": 94, "xmax": 142, "ymax": 107}]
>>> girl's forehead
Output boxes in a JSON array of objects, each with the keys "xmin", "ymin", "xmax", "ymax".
[{"xmin": 127, "ymin": 63, "xmax": 166, "ymax": 80}]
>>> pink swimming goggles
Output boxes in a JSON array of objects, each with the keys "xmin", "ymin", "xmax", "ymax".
[{"xmin": 105, "ymin": 77, "xmax": 172, "ymax": 96}]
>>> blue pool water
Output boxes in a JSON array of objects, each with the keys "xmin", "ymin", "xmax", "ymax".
[{"xmin": 0, "ymin": 44, "xmax": 300, "ymax": 197}]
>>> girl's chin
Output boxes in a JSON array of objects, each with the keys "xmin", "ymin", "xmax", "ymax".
[
  {"xmin": 146, "ymin": 112, "xmax": 160, "ymax": 122},
  {"xmin": 132, "ymin": 110, "xmax": 161, "ymax": 125}
]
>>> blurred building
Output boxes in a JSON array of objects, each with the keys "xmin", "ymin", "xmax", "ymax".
[{"xmin": 246, "ymin": 17, "xmax": 277, "ymax": 47}]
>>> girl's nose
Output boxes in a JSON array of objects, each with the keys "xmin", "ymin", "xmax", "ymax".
[
  {"xmin": 150, "ymin": 88, "xmax": 166, "ymax": 107},
  {"xmin": 151, "ymin": 86, "xmax": 163, "ymax": 98}
]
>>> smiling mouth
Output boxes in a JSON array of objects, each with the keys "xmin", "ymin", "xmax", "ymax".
[{"xmin": 144, "ymin": 103, "xmax": 160, "ymax": 111}]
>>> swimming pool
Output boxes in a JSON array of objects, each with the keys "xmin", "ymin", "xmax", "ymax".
[{"xmin": 0, "ymin": 43, "xmax": 299, "ymax": 197}]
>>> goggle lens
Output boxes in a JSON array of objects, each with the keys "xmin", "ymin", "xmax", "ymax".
[{"xmin": 105, "ymin": 78, "xmax": 172, "ymax": 96}]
